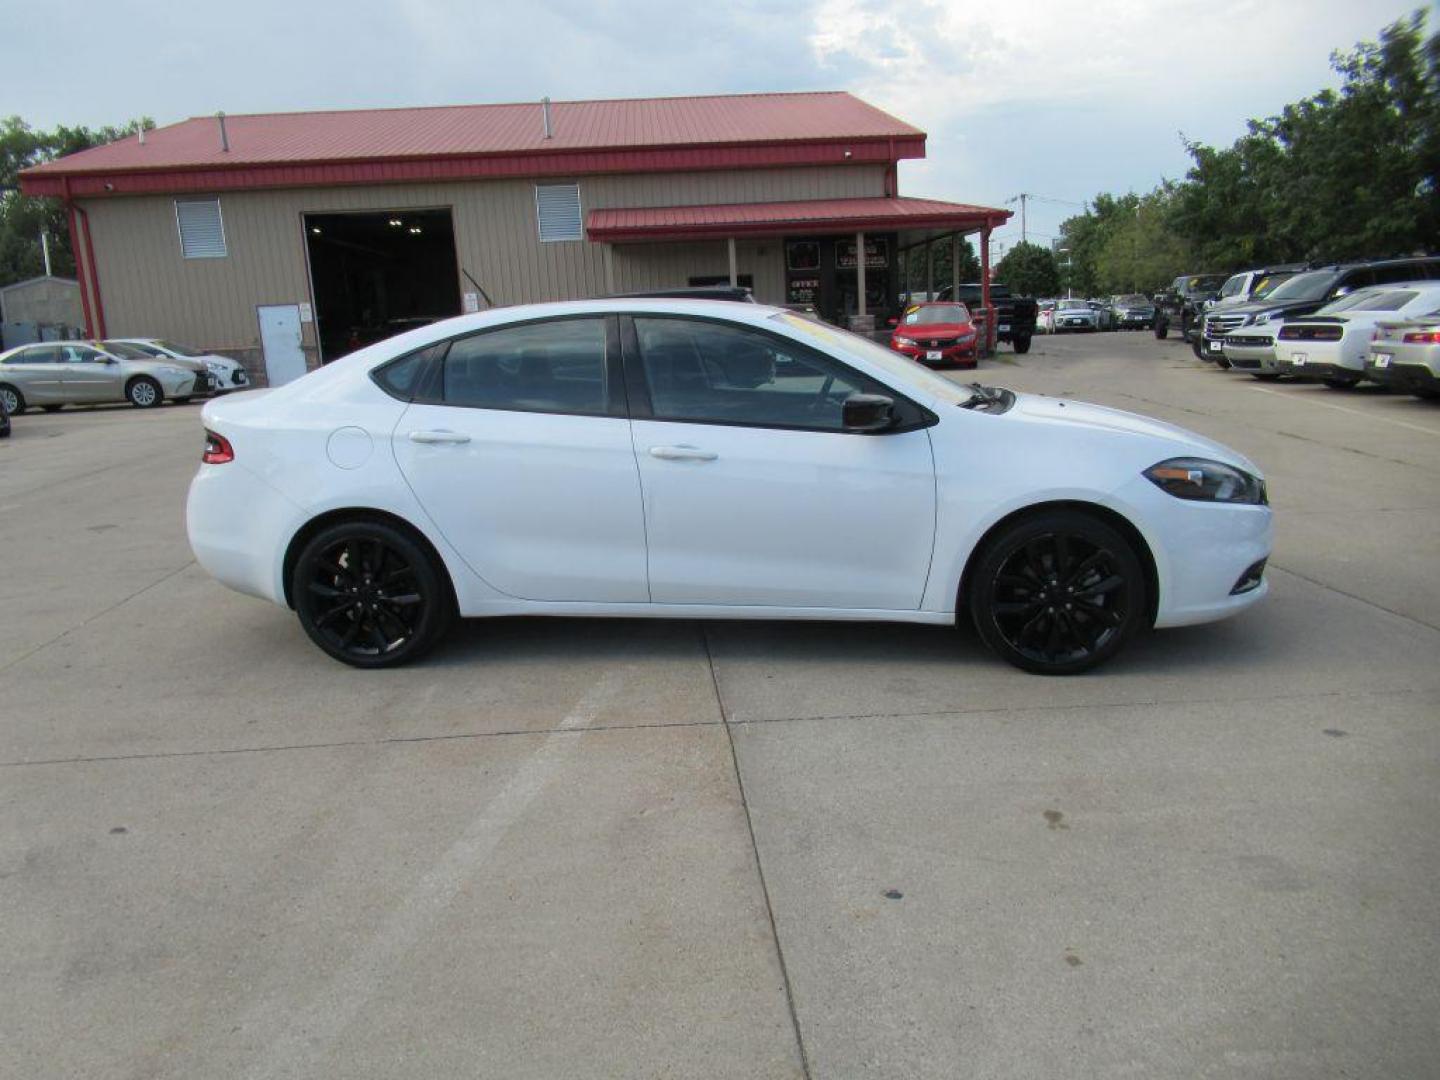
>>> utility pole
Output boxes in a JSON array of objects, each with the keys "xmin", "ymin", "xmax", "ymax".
[
  {"xmin": 40, "ymin": 229, "xmax": 52, "ymax": 276},
  {"xmin": 1005, "ymin": 193, "xmax": 1029, "ymax": 244}
]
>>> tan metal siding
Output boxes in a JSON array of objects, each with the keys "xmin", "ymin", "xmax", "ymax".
[{"xmin": 77, "ymin": 164, "xmax": 886, "ymax": 353}]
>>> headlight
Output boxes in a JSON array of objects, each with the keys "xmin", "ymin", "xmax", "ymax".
[
  {"xmin": 1252, "ymin": 312, "xmax": 1271, "ymax": 325},
  {"xmin": 957, "ymin": 330, "xmax": 976, "ymax": 340},
  {"xmin": 1145, "ymin": 458, "xmax": 1267, "ymax": 505},
  {"xmin": 206, "ymin": 361, "xmax": 225, "ymax": 374},
  {"xmin": 895, "ymin": 336, "xmax": 917, "ymax": 347}
]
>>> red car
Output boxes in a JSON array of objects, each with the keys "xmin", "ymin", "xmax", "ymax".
[{"xmin": 889, "ymin": 302, "xmax": 979, "ymax": 368}]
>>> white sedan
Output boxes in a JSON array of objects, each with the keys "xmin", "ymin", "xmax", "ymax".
[
  {"xmin": 187, "ymin": 299, "xmax": 1272, "ymax": 675},
  {"xmin": 1274, "ymin": 284, "xmax": 1440, "ymax": 388},
  {"xmin": 110, "ymin": 338, "xmax": 250, "ymax": 393}
]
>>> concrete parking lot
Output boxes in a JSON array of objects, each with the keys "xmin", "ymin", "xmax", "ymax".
[{"xmin": 2, "ymin": 331, "xmax": 1438, "ymax": 1079}]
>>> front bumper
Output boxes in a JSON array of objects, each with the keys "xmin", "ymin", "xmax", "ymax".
[
  {"xmin": 1223, "ymin": 336, "xmax": 1281, "ymax": 373},
  {"xmin": 1112, "ymin": 474, "xmax": 1273, "ymax": 629},
  {"xmin": 892, "ymin": 342, "xmax": 978, "ymax": 367},
  {"xmin": 1054, "ymin": 317, "xmax": 1097, "ymax": 332}
]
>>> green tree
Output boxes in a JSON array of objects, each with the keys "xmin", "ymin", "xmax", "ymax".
[
  {"xmin": 900, "ymin": 236, "xmax": 980, "ymax": 295},
  {"xmin": 0, "ymin": 116, "xmax": 153, "ymax": 286},
  {"xmin": 994, "ymin": 241, "xmax": 1060, "ymax": 297}
]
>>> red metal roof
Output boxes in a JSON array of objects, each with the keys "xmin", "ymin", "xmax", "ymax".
[
  {"xmin": 587, "ymin": 196, "xmax": 1011, "ymax": 241},
  {"xmin": 21, "ymin": 92, "xmax": 925, "ymax": 198}
]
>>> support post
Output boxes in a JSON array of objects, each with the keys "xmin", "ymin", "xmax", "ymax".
[
  {"xmin": 951, "ymin": 232, "xmax": 960, "ymax": 297},
  {"xmin": 855, "ymin": 231, "xmax": 866, "ymax": 317},
  {"xmin": 727, "ymin": 237, "xmax": 737, "ymax": 288},
  {"xmin": 603, "ymin": 243, "xmax": 615, "ymax": 294},
  {"xmin": 926, "ymin": 241, "xmax": 934, "ymax": 299},
  {"xmin": 981, "ymin": 226, "xmax": 993, "ymax": 353}
]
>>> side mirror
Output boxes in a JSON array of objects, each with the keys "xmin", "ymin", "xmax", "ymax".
[{"xmin": 842, "ymin": 393, "xmax": 896, "ymax": 433}]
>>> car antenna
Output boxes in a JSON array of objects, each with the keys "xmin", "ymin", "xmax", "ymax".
[{"xmin": 461, "ymin": 268, "xmax": 495, "ymax": 310}]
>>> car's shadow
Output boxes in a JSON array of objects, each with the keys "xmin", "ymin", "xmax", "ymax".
[{"xmin": 424, "ymin": 606, "xmax": 1272, "ymax": 680}]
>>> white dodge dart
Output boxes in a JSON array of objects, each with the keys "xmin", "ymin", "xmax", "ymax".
[{"xmin": 187, "ymin": 299, "xmax": 1272, "ymax": 675}]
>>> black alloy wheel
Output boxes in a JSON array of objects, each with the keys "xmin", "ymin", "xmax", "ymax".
[
  {"xmin": 293, "ymin": 520, "xmax": 453, "ymax": 668},
  {"xmin": 969, "ymin": 511, "xmax": 1146, "ymax": 675}
]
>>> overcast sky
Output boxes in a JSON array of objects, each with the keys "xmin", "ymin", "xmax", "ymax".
[{"xmin": 3, "ymin": 0, "xmax": 1418, "ymax": 253}]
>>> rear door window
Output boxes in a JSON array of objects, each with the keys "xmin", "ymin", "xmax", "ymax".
[{"xmin": 441, "ymin": 317, "xmax": 608, "ymax": 416}]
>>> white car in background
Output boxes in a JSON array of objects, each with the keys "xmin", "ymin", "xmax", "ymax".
[
  {"xmin": 0, "ymin": 340, "xmax": 200, "ymax": 411},
  {"xmin": 1274, "ymin": 284, "xmax": 1440, "ymax": 388},
  {"xmin": 109, "ymin": 338, "xmax": 250, "ymax": 393},
  {"xmin": 1035, "ymin": 300, "xmax": 1057, "ymax": 334},
  {"xmin": 187, "ymin": 298, "xmax": 1272, "ymax": 677},
  {"xmin": 1053, "ymin": 300, "xmax": 1099, "ymax": 332}
]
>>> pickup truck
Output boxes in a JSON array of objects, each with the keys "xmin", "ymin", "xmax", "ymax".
[
  {"xmin": 935, "ymin": 283, "xmax": 1038, "ymax": 353},
  {"xmin": 1154, "ymin": 274, "xmax": 1227, "ymax": 344}
]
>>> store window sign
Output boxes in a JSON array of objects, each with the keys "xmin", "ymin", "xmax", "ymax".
[
  {"xmin": 786, "ymin": 241, "xmax": 821, "ymax": 271},
  {"xmin": 836, "ymin": 239, "xmax": 888, "ymax": 269}
]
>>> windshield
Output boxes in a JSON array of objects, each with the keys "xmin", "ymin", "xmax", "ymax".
[
  {"xmin": 1250, "ymin": 272, "xmax": 1297, "ymax": 300},
  {"xmin": 1188, "ymin": 275, "xmax": 1227, "ymax": 292},
  {"xmin": 100, "ymin": 341, "xmax": 153, "ymax": 360},
  {"xmin": 904, "ymin": 303, "xmax": 970, "ymax": 325},
  {"xmin": 772, "ymin": 312, "xmax": 975, "ymax": 407},
  {"xmin": 1218, "ymin": 274, "xmax": 1246, "ymax": 299},
  {"xmin": 1058, "ymin": 300, "xmax": 1089, "ymax": 311},
  {"xmin": 1117, "ymin": 294, "xmax": 1149, "ymax": 306},
  {"xmin": 1261, "ymin": 270, "xmax": 1340, "ymax": 303},
  {"xmin": 154, "ymin": 340, "xmax": 204, "ymax": 357}
]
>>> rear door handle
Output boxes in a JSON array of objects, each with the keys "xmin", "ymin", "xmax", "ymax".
[
  {"xmin": 649, "ymin": 445, "xmax": 718, "ymax": 462},
  {"xmin": 408, "ymin": 430, "xmax": 471, "ymax": 445}
]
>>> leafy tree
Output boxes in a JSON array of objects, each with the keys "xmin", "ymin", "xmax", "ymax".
[
  {"xmin": 1059, "ymin": 10, "xmax": 1438, "ymax": 284},
  {"xmin": 994, "ymin": 241, "xmax": 1060, "ymax": 297},
  {"xmin": 900, "ymin": 235, "xmax": 980, "ymax": 294},
  {"xmin": 0, "ymin": 116, "xmax": 153, "ymax": 286}
]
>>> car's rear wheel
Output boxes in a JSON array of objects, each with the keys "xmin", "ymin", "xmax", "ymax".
[
  {"xmin": 1323, "ymin": 375, "xmax": 1361, "ymax": 389},
  {"xmin": 968, "ymin": 511, "xmax": 1146, "ymax": 675},
  {"xmin": 1154, "ymin": 322, "xmax": 1168, "ymax": 340},
  {"xmin": 1013, "ymin": 334, "xmax": 1032, "ymax": 354},
  {"xmin": 1251, "ymin": 373, "xmax": 1281, "ymax": 381},
  {"xmin": 0, "ymin": 384, "xmax": 24, "ymax": 415},
  {"xmin": 126, "ymin": 376, "xmax": 162, "ymax": 408},
  {"xmin": 292, "ymin": 520, "xmax": 453, "ymax": 668}
]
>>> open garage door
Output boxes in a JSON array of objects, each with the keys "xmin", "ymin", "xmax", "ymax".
[{"xmin": 303, "ymin": 208, "xmax": 461, "ymax": 362}]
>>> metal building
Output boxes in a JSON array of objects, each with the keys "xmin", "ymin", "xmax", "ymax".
[{"xmin": 21, "ymin": 92, "xmax": 1009, "ymax": 385}]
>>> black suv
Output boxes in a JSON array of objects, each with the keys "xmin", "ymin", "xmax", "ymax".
[
  {"xmin": 1204, "ymin": 256, "xmax": 1440, "ymax": 361},
  {"xmin": 1154, "ymin": 274, "xmax": 1228, "ymax": 342}
]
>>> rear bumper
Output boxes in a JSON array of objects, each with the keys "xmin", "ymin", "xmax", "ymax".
[
  {"xmin": 1382, "ymin": 362, "xmax": 1440, "ymax": 393},
  {"xmin": 187, "ymin": 463, "xmax": 303, "ymax": 606}
]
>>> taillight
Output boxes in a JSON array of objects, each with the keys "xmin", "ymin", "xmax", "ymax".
[
  {"xmin": 1402, "ymin": 331, "xmax": 1440, "ymax": 344},
  {"xmin": 202, "ymin": 429, "xmax": 234, "ymax": 464}
]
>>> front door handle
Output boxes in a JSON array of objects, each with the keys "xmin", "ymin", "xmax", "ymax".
[
  {"xmin": 408, "ymin": 430, "xmax": 471, "ymax": 445},
  {"xmin": 649, "ymin": 445, "xmax": 718, "ymax": 462}
]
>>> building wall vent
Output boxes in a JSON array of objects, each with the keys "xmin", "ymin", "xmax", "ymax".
[
  {"xmin": 175, "ymin": 198, "xmax": 227, "ymax": 259},
  {"xmin": 535, "ymin": 183, "xmax": 582, "ymax": 243}
]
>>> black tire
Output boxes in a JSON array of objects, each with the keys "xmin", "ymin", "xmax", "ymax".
[
  {"xmin": 1322, "ymin": 376, "xmax": 1360, "ymax": 390},
  {"xmin": 0, "ymin": 384, "xmax": 24, "ymax": 415},
  {"xmin": 1412, "ymin": 388, "xmax": 1440, "ymax": 401},
  {"xmin": 42, "ymin": 404, "xmax": 64, "ymax": 413},
  {"xmin": 292, "ymin": 519, "xmax": 454, "ymax": 668},
  {"xmin": 1154, "ymin": 321, "xmax": 1168, "ymax": 340},
  {"xmin": 1012, "ymin": 334, "xmax": 1032, "ymax": 355},
  {"xmin": 1251, "ymin": 373, "xmax": 1281, "ymax": 381},
  {"xmin": 968, "ymin": 510, "xmax": 1147, "ymax": 675},
  {"xmin": 126, "ymin": 376, "xmax": 163, "ymax": 408},
  {"xmin": 1191, "ymin": 334, "xmax": 1204, "ymax": 359},
  {"xmin": 1215, "ymin": 353, "xmax": 1232, "ymax": 370}
]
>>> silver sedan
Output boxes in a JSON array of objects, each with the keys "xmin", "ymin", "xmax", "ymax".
[{"xmin": 0, "ymin": 341, "xmax": 201, "ymax": 413}]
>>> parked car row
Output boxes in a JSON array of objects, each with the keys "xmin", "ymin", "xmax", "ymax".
[
  {"xmin": 1032, "ymin": 295, "xmax": 1157, "ymax": 334},
  {"xmin": 0, "ymin": 338, "xmax": 248, "ymax": 418},
  {"xmin": 1184, "ymin": 256, "xmax": 1440, "ymax": 400}
]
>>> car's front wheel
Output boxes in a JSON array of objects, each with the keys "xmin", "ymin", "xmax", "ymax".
[
  {"xmin": 1013, "ymin": 334, "xmax": 1032, "ymax": 354},
  {"xmin": 126, "ymin": 376, "xmax": 163, "ymax": 408},
  {"xmin": 0, "ymin": 384, "xmax": 24, "ymax": 415},
  {"xmin": 968, "ymin": 510, "xmax": 1147, "ymax": 675},
  {"xmin": 292, "ymin": 519, "xmax": 454, "ymax": 668}
]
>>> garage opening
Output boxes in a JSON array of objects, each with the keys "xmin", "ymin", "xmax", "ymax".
[{"xmin": 303, "ymin": 208, "xmax": 461, "ymax": 362}]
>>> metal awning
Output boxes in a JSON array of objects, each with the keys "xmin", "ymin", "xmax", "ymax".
[{"xmin": 586, "ymin": 196, "xmax": 1010, "ymax": 243}]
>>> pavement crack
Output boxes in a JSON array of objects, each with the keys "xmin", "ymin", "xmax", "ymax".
[
  {"xmin": 0, "ymin": 559, "xmax": 196, "ymax": 674},
  {"xmin": 701, "ymin": 624, "xmax": 813, "ymax": 1080},
  {"xmin": 1267, "ymin": 564, "xmax": 1440, "ymax": 633}
]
